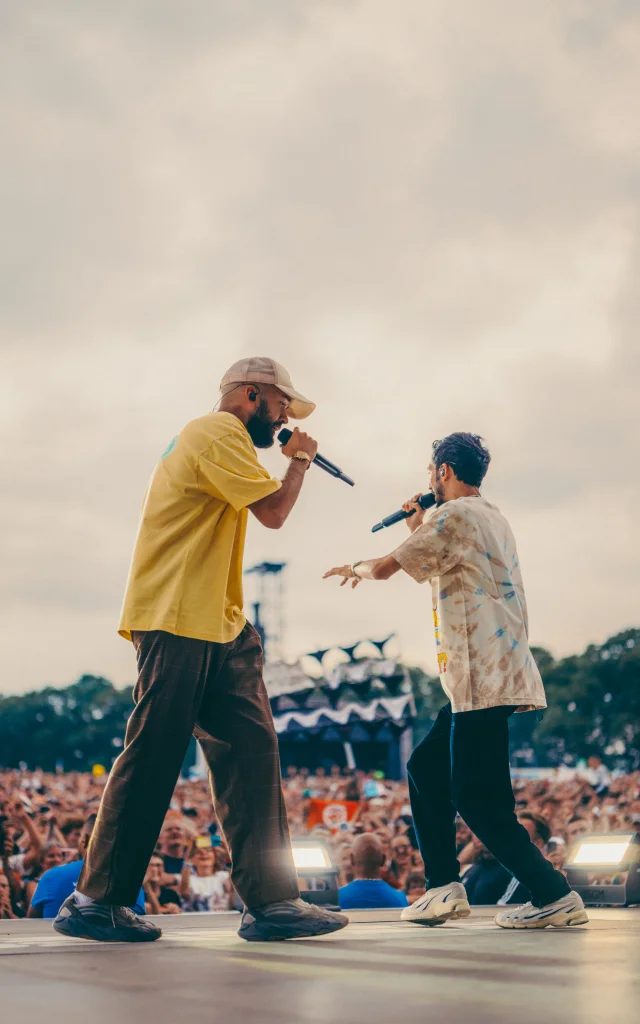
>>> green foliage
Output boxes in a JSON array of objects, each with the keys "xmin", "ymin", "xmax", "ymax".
[
  {"xmin": 533, "ymin": 628, "xmax": 640, "ymax": 769},
  {"xmin": 406, "ymin": 628, "xmax": 640, "ymax": 769},
  {"xmin": 1, "ymin": 629, "xmax": 638, "ymax": 770},
  {"xmin": 0, "ymin": 675, "xmax": 133, "ymax": 772}
]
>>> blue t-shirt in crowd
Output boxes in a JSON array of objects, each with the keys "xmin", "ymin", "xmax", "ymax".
[
  {"xmin": 31, "ymin": 860, "xmax": 146, "ymax": 918},
  {"xmin": 338, "ymin": 879, "xmax": 409, "ymax": 910}
]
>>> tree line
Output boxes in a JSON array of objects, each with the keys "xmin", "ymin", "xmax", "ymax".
[
  {"xmin": 410, "ymin": 627, "xmax": 639, "ymax": 771},
  {"xmin": 1, "ymin": 628, "xmax": 638, "ymax": 773}
]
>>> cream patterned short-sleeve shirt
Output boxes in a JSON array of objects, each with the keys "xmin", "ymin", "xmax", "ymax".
[{"xmin": 393, "ymin": 496, "xmax": 546, "ymax": 714}]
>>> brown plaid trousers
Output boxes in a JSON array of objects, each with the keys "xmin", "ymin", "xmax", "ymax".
[{"xmin": 78, "ymin": 623, "xmax": 299, "ymax": 908}]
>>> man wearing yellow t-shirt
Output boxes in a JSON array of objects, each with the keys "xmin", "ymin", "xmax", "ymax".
[{"xmin": 54, "ymin": 357, "xmax": 349, "ymax": 944}]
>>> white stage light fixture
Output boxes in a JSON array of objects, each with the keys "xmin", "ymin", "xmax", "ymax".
[
  {"xmin": 570, "ymin": 836, "xmax": 633, "ymax": 867},
  {"xmin": 292, "ymin": 845, "xmax": 333, "ymax": 870},
  {"xmin": 291, "ymin": 840, "xmax": 339, "ymax": 908},
  {"xmin": 565, "ymin": 832, "xmax": 640, "ymax": 906}
]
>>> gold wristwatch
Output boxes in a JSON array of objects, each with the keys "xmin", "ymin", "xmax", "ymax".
[{"xmin": 292, "ymin": 451, "xmax": 312, "ymax": 465}]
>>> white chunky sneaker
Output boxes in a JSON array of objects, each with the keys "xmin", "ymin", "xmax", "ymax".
[
  {"xmin": 495, "ymin": 890, "xmax": 588, "ymax": 929},
  {"xmin": 401, "ymin": 882, "xmax": 471, "ymax": 926}
]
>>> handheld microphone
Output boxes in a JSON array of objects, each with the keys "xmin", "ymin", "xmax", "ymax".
[
  {"xmin": 371, "ymin": 492, "xmax": 436, "ymax": 533},
  {"xmin": 277, "ymin": 428, "xmax": 355, "ymax": 487}
]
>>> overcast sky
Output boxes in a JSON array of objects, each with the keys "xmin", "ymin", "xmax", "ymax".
[{"xmin": 1, "ymin": 1, "xmax": 639, "ymax": 695}]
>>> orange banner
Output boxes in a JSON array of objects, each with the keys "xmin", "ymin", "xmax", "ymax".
[{"xmin": 306, "ymin": 799, "xmax": 360, "ymax": 831}]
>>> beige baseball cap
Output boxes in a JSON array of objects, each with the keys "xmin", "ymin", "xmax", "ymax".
[{"xmin": 220, "ymin": 357, "xmax": 316, "ymax": 420}]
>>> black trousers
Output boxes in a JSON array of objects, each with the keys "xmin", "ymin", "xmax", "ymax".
[{"xmin": 407, "ymin": 703, "xmax": 570, "ymax": 907}]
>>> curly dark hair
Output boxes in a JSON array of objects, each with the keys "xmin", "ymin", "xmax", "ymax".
[
  {"xmin": 432, "ymin": 432, "xmax": 491, "ymax": 488},
  {"xmin": 518, "ymin": 812, "xmax": 551, "ymax": 845}
]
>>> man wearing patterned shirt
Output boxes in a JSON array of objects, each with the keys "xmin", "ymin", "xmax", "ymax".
[{"xmin": 324, "ymin": 432, "xmax": 587, "ymax": 930}]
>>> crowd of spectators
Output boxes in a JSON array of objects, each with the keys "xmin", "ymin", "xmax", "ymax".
[{"xmin": 1, "ymin": 758, "xmax": 638, "ymax": 920}]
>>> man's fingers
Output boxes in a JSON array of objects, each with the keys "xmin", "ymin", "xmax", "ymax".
[
  {"xmin": 323, "ymin": 565, "xmax": 360, "ymax": 586},
  {"xmin": 402, "ymin": 494, "xmax": 423, "ymax": 510},
  {"xmin": 323, "ymin": 565, "xmax": 351, "ymax": 580}
]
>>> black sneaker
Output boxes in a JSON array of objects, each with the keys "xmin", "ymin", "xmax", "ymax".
[
  {"xmin": 53, "ymin": 894, "xmax": 162, "ymax": 943},
  {"xmin": 238, "ymin": 897, "xmax": 348, "ymax": 942}
]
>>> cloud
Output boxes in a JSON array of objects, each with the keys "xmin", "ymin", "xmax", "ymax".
[{"xmin": 1, "ymin": 1, "xmax": 639, "ymax": 692}]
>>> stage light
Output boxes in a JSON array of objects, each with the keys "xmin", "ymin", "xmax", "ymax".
[
  {"xmin": 292, "ymin": 845, "xmax": 332, "ymax": 870},
  {"xmin": 291, "ymin": 840, "xmax": 340, "ymax": 908},
  {"xmin": 565, "ymin": 831, "xmax": 640, "ymax": 906},
  {"xmin": 569, "ymin": 836, "xmax": 633, "ymax": 867}
]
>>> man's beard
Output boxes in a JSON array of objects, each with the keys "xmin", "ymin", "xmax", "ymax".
[
  {"xmin": 433, "ymin": 479, "xmax": 446, "ymax": 505},
  {"xmin": 247, "ymin": 399, "xmax": 278, "ymax": 448}
]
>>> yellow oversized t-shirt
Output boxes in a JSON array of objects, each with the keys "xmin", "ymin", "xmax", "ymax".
[{"xmin": 118, "ymin": 412, "xmax": 281, "ymax": 644}]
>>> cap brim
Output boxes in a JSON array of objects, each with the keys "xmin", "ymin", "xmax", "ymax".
[{"xmin": 278, "ymin": 386, "xmax": 316, "ymax": 420}]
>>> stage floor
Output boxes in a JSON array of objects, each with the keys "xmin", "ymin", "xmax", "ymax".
[{"xmin": 2, "ymin": 906, "xmax": 638, "ymax": 1024}]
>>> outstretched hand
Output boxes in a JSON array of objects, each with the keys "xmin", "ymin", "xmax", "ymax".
[{"xmin": 323, "ymin": 565, "xmax": 362, "ymax": 589}]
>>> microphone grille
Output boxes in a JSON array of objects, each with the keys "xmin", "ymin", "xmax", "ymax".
[{"xmin": 277, "ymin": 428, "xmax": 292, "ymax": 444}]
